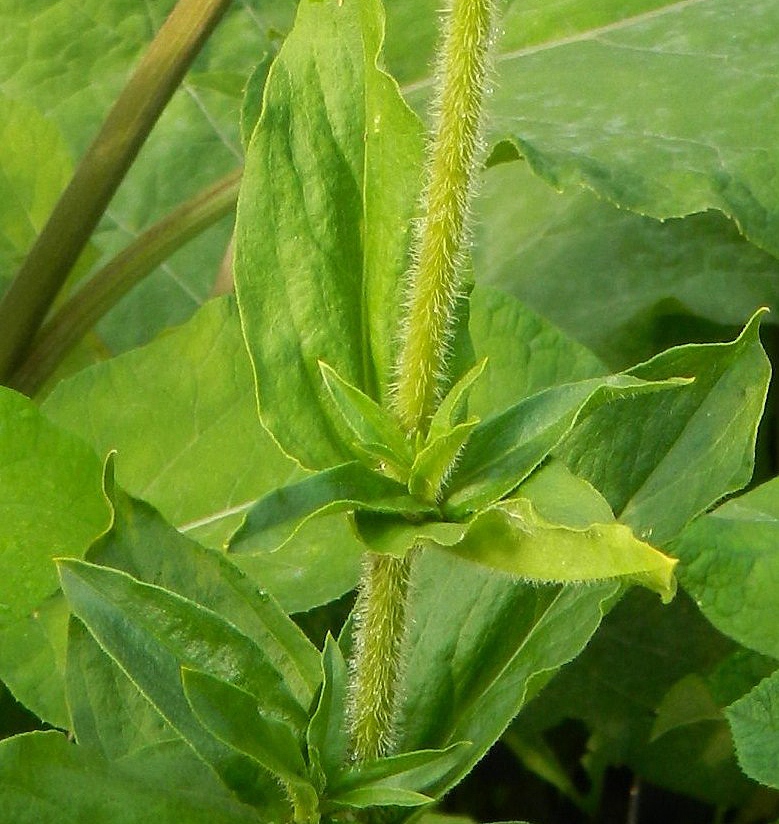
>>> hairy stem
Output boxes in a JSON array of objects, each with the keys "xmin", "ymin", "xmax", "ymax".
[
  {"xmin": 348, "ymin": 553, "xmax": 412, "ymax": 762},
  {"xmin": 394, "ymin": 0, "xmax": 495, "ymax": 434},
  {"xmin": 0, "ymin": 0, "xmax": 231, "ymax": 383},
  {"xmin": 10, "ymin": 168, "xmax": 241, "ymax": 397}
]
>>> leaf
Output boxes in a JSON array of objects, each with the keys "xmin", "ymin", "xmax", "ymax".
[
  {"xmin": 234, "ymin": 0, "xmax": 425, "ymax": 468},
  {"xmin": 397, "ymin": 549, "xmax": 621, "ymax": 797},
  {"xmin": 66, "ymin": 617, "xmax": 173, "ymax": 760},
  {"xmin": 434, "ymin": 498, "xmax": 677, "ymax": 602},
  {"xmin": 229, "ymin": 462, "xmax": 433, "ymax": 555},
  {"xmin": 559, "ymin": 311, "xmax": 771, "ymax": 545},
  {"xmin": 443, "ymin": 373, "xmax": 688, "ymax": 519},
  {"xmin": 0, "ymin": 96, "xmax": 72, "ymax": 286},
  {"xmin": 43, "ymin": 297, "xmax": 362, "ymax": 613},
  {"xmin": 0, "ymin": 731, "xmax": 264, "ymax": 824},
  {"xmin": 319, "ymin": 361, "xmax": 413, "ymax": 479},
  {"xmin": 88, "ymin": 466, "xmax": 321, "ymax": 710},
  {"xmin": 57, "ymin": 558, "xmax": 303, "ymax": 807},
  {"xmin": 393, "ymin": 0, "xmax": 779, "ymax": 262},
  {"xmin": 726, "ymin": 668, "xmax": 779, "ymax": 790},
  {"xmin": 466, "ymin": 286, "xmax": 605, "ymax": 418},
  {"xmin": 328, "ymin": 786, "xmax": 432, "ymax": 809},
  {"xmin": 307, "ymin": 634, "xmax": 350, "ymax": 788},
  {"xmin": 0, "ymin": 386, "xmax": 109, "ymax": 727},
  {"xmin": 472, "ymin": 157, "xmax": 779, "ymax": 370},
  {"xmin": 329, "ymin": 742, "xmax": 471, "ymax": 799},
  {"xmin": 182, "ymin": 668, "xmax": 319, "ymax": 820},
  {"xmin": 408, "ymin": 420, "xmax": 479, "ymax": 505},
  {"xmin": 426, "ymin": 358, "xmax": 488, "ymax": 441},
  {"xmin": 670, "ymin": 476, "xmax": 779, "ymax": 659}
]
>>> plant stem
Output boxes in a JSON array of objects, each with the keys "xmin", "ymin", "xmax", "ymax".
[
  {"xmin": 348, "ymin": 0, "xmax": 496, "ymax": 765},
  {"xmin": 349, "ymin": 553, "xmax": 413, "ymax": 762},
  {"xmin": 10, "ymin": 168, "xmax": 241, "ymax": 397},
  {"xmin": 394, "ymin": 0, "xmax": 495, "ymax": 434},
  {"xmin": 0, "ymin": 0, "xmax": 231, "ymax": 384}
]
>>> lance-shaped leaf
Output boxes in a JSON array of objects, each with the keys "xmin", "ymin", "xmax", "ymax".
[
  {"xmin": 670, "ymin": 477, "xmax": 779, "ymax": 660},
  {"xmin": 443, "ymin": 373, "xmax": 689, "ymax": 519},
  {"xmin": 726, "ymin": 668, "xmax": 779, "ymax": 790},
  {"xmin": 328, "ymin": 742, "xmax": 471, "ymax": 805},
  {"xmin": 409, "ymin": 421, "xmax": 479, "ymax": 505},
  {"xmin": 307, "ymin": 634, "xmax": 350, "ymax": 789},
  {"xmin": 427, "ymin": 359, "xmax": 488, "ymax": 441},
  {"xmin": 234, "ymin": 0, "xmax": 425, "ymax": 469},
  {"xmin": 89, "ymin": 463, "xmax": 320, "ymax": 709},
  {"xmin": 319, "ymin": 361, "xmax": 413, "ymax": 480},
  {"xmin": 559, "ymin": 310, "xmax": 770, "ymax": 545},
  {"xmin": 229, "ymin": 462, "xmax": 434, "ymax": 555},
  {"xmin": 182, "ymin": 669, "xmax": 319, "ymax": 822},
  {"xmin": 0, "ymin": 731, "xmax": 265, "ymax": 824},
  {"xmin": 431, "ymin": 499, "xmax": 676, "ymax": 603}
]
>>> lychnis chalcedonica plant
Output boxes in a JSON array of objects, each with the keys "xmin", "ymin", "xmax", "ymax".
[{"xmin": 0, "ymin": 0, "xmax": 771, "ymax": 822}]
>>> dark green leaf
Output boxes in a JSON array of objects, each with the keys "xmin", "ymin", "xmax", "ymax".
[
  {"xmin": 559, "ymin": 311, "xmax": 771, "ymax": 545},
  {"xmin": 670, "ymin": 476, "xmax": 779, "ymax": 659},
  {"xmin": 234, "ymin": 0, "xmax": 424, "ymax": 468},
  {"xmin": 89, "ymin": 466, "xmax": 321, "ymax": 709},
  {"xmin": 66, "ymin": 617, "xmax": 172, "ymax": 760},
  {"xmin": 229, "ymin": 462, "xmax": 433, "ymax": 555},
  {"xmin": 726, "ymin": 668, "xmax": 779, "ymax": 790},
  {"xmin": 307, "ymin": 634, "xmax": 350, "ymax": 788},
  {"xmin": 182, "ymin": 668, "xmax": 319, "ymax": 821},
  {"xmin": 0, "ymin": 731, "xmax": 264, "ymax": 824}
]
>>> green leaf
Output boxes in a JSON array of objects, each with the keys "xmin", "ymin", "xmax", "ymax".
[
  {"xmin": 352, "ymin": 513, "xmax": 466, "ymax": 558},
  {"xmin": 670, "ymin": 476, "xmax": 779, "ymax": 659},
  {"xmin": 726, "ymin": 668, "xmax": 779, "ymax": 790},
  {"xmin": 329, "ymin": 742, "xmax": 471, "ymax": 799},
  {"xmin": 473, "ymin": 157, "xmax": 779, "ymax": 370},
  {"xmin": 229, "ymin": 462, "xmax": 433, "ymax": 555},
  {"xmin": 427, "ymin": 358, "xmax": 488, "ymax": 441},
  {"xmin": 0, "ymin": 96, "xmax": 72, "ymax": 286},
  {"xmin": 89, "ymin": 466, "xmax": 321, "ymax": 710},
  {"xmin": 328, "ymin": 786, "xmax": 433, "ymax": 809},
  {"xmin": 0, "ymin": 731, "xmax": 265, "ymax": 824},
  {"xmin": 409, "ymin": 420, "xmax": 479, "ymax": 505},
  {"xmin": 444, "ymin": 373, "xmax": 687, "ymax": 519},
  {"xmin": 66, "ymin": 617, "xmax": 172, "ymax": 760},
  {"xmin": 307, "ymin": 634, "xmax": 350, "ymax": 788},
  {"xmin": 397, "ymin": 549, "xmax": 620, "ymax": 797},
  {"xmin": 319, "ymin": 361, "xmax": 413, "ymax": 479},
  {"xmin": 0, "ymin": 387, "xmax": 109, "ymax": 726},
  {"xmin": 43, "ymin": 297, "xmax": 362, "ymax": 614},
  {"xmin": 435, "ymin": 497, "xmax": 677, "ymax": 602},
  {"xmin": 559, "ymin": 311, "xmax": 771, "ymax": 545},
  {"xmin": 466, "ymin": 286, "xmax": 605, "ymax": 418},
  {"xmin": 234, "ymin": 0, "xmax": 424, "ymax": 468},
  {"xmin": 182, "ymin": 668, "xmax": 319, "ymax": 821},
  {"xmin": 57, "ymin": 558, "xmax": 303, "ymax": 808}
]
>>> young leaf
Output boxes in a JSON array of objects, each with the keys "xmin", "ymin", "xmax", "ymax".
[
  {"xmin": 670, "ymin": 476, "xmax": 779, "ymax": 659},
  {"xmin": 328, "ymin": 742, "xmax": 471, "ymax": 798},
  {"xmin": 229, "ymin": 462, "xmax": 434, "ymax": 555},
  {"xmin": 434, "ymin": 498, "xmax": 677, "ymax": 602},
  {"xmin": 319, "ymin": 360, "xmax": 413, "ymax": 479},
  {"xmin": 0, "ymin": 731, "xmax": 264, "ymax": 824},
  {"xmin": 327, "ymin": 786, "xmax": 432, "ymax": 809},
  {"xmin": 307, "ymin": 634, "xmax": 350, "ymax": 788},
  {"xmin": 426, "ymin": 358, "xmax": 487, "ymax": 441},
  {"xmin": 182, "ymin": 668, "xmax": 319, "ymax": 822},
  {"xmin": 89, "ymin": 468, "xmax": 321, "ymax": 709},
  {"xmin": 444, "ymin": 373, "xmax": 688, "ymax": 519},
  {"xmin": 234, "ymin": 0, "xmax": 425, "ymax": 468},
  {"xmin": 408, "ymin": 420, "xmax": 479, "ymax": 505},
  {"xmin": 726, "ymin": 668, "xmax": 779, "ymax": 790},
  {"xmin": 559, "ymin": 310, "xmax": 771, "ymax": 545}
]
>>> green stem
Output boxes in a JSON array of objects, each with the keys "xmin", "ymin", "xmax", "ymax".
[
  {"xmin": 0, "ymin": 0, "xmax": 231, "ymax": 383},
  {"xmin": 348, "ymin": 0, "xmax": 496, "ymax": 766},
  {"xmin": 394, "ymin": 0, "xmax": 495, "ymax": 434},
  {"xmin": 348, "ymin": 553, "xmax": 412, "ymax": 763},
  {"xmin": 10, "ymin": 168, "xmax": 241, "ymax": 397}
]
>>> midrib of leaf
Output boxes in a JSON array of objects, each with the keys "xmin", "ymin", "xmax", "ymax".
[{"xmin": 400, "ymin": 0, "xmax": 708, "ymax": 97}]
